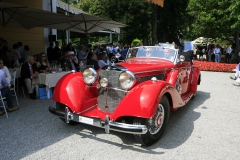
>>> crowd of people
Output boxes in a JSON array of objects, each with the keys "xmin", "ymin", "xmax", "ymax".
[
  {"xmin": 0, "ymin": 37, "xmax": 132, "ymax": 104},
  {"xmin": 192, "ymin": 44, "xmax": 234, "ymax": 63}
]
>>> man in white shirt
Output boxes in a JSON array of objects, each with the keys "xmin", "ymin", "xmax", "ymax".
[
  {"xmin": 225, "ymin": 45, "xmax": 232, "ymax": 63},
  {"xmin": 213, "ymin": 46, "xmax": 221, "ymax": 63},
  {"xmin": 0, "ymin": 70, "xmax": 19, "ymax": 116},
  {"xmin": 0, "ymin": 58, "xmax": 11, "ymax": 86},
  {"xmin": 107, "ymin": 43, "xmax": 114, "ymax": 59}
]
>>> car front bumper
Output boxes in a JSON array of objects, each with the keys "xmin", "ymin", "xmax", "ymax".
[{"xmin": 49, "ymin": 106, "xmax": 148, "ymax": 135}]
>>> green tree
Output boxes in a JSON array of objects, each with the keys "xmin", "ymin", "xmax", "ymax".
[
  {"xmin": 158, "ymin": 0, "xmax": 189, "ymax": 44},
  {"xmin": 185, "ymin": 0, "xmax": 234, "ymax": 41},
  {"xmin": 65, "ymin": 0, "xmax": 189, "ymax": 46},
  {"xmin": 228, "ymin": 0, "xmax": 240, "ymax": 63},
  {"xmin": 78, "ymin": 0, "xmax": 153, "ymax": 45}
]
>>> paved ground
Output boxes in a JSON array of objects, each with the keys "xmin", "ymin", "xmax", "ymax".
[{"xmin": 0, "ymin": 71, "xmax": 240, "ymax": 160}]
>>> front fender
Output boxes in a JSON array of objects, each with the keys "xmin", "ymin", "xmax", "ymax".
[
  {"xmin": 53, "ymin": 72, "xmax": 98, "ymax": 112},
  {"xmin": 112, "ymin": 80, "xmax": 183, "ymax": 119}
]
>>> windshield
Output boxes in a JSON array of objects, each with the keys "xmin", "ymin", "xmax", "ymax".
[{"xmin": 126, "ymin": 46, "xmax": 176, "ymax": 62}]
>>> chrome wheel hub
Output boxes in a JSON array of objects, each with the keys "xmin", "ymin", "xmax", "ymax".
[{"xmin": 148, "ymin": 104, "xmax": 165, "ymax": 135}]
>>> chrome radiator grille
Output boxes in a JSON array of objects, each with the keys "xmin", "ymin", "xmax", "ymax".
[{"xmin": 98, "ymin": 70, "xmax": 125, "ymax": 113}]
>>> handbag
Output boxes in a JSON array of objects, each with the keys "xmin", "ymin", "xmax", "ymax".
[{"xmin": 38, "ymin": 87, "xmax": 52, "ymax": 99}]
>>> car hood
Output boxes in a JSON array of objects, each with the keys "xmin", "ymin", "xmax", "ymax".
[{"xmin": 116, "ymin": 58, "xmax": 175, "ymax": 73}]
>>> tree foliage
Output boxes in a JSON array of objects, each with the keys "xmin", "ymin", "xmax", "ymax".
[
  {"xmin": 185, "ymin": 0, "xmax": 235, "ymax": 41},
  {"xmin": 83, "ymin": 0, "xmax": 153, "ymax": 45},
  {"xmin": 75, "ymin": 0, "xmax": 189, "ymax": 45},
  {"xmin": 61, "ymin": 0, "xmax": 239, "ymax": 54},
  {"xmin": 229, "ymin": 0, "xmax": 240, "ymax": 29}
]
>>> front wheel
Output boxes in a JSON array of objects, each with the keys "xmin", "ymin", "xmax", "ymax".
[{"xmin": 133, "ymin": 95, "xmax": 170, "ymax": 146}]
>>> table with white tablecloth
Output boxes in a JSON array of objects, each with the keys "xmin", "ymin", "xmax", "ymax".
[{"xmin": 32, "ymin": 71, "xmax": 70, "ymax": 99}]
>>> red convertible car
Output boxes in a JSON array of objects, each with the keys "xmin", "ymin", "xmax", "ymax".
[{"xmin": 49, "ymin": 46, "xmax": 201, "ymax": 146}]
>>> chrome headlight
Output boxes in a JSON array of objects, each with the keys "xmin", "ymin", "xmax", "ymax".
[
  {"xmin": 100, "ymin": 78, "xmax": 108, "ymax": 87},
  {"xmin": 119, "ymin": 71, "xmax": 136, "ymax": 90},
  {"xmin": 83, "ymin": 68, "xmax": 98, "ymax": 85}
]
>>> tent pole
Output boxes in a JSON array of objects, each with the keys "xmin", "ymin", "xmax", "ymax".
[{"xmin": 110, "ymin": 32, "xmax": 112, "ymax": 43}]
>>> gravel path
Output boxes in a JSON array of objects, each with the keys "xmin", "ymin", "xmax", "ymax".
[{"xmin": 0, "ymin": 71, "xmax": 240, "ymax": 160}]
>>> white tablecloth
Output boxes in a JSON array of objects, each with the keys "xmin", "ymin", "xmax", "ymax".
[
  {"xmin": 32, "ymin": 71, "xmax": 70, "ymax": 88},
  {"xmin": 32, "ymin": 71, "xmax": 70, "ymax": 98}
]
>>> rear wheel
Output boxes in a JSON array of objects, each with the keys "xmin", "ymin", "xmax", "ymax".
[
  {"xmin": 133, "ymin": 95, "xmax": 170, "ymax": 146},
  {"xmin": 56, "ymin": 102, "xmax": 79, "ymax": 125}
]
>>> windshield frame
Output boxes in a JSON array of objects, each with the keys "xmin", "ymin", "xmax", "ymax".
[{"xmin": 126, "ymin": 46, "xmax": 178, "ymax": 63}]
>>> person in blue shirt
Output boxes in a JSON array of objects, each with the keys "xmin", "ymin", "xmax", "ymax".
[
  {"xmin": 120, "ymin": 47, "xmax": 128, "ymax": 60},
  {"xmin": 98, "ymin": 53, "xmax": 110, "ymax": 68}
]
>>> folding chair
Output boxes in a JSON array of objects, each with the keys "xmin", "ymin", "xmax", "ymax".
[
  {"xmin": 10, "ymin": 70, "xmax": 20, "ymax": 106},
  {"xmin": 0, "ymin": 90, "xmax": 8, "ymax": 118}
]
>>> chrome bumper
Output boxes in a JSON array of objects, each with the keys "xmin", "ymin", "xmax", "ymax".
[{"xmin": 49, "ymin": 106, "xmax": 147, "ymax": 135}]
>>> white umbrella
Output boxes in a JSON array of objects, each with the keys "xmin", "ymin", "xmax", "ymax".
[
  {"xmin": 40, "ymin": 13, "xmax": 127, "ymax": 34},
  {"xmin": 0, "ymin": 2, "xmax": 73, "ymax": 29},
  {"xmin": 0, "ymin": 2, "xmax": 126, "ymax": 33}
]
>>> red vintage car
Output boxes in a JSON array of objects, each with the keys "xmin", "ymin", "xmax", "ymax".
[{"xmin": 49, "ymin": 46, "xmax": 201, "ymax": 146}]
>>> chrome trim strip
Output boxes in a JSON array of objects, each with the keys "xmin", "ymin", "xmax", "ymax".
[{"xmin": 134, "ymin": 69, "xmax": 171, "ymax": 74}]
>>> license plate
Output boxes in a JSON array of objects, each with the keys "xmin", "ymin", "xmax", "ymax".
[{"xmin": 79, "ymin": 116, "xmax": 93, "ymax": 125}]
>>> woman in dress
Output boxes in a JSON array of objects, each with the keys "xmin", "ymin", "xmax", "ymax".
[{"xmin": 37, "ymin": 52, "xmax": 50, "ymax": 73}]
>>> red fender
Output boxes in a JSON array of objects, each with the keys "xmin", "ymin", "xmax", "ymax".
[
  {"xmin": 191, "ymin": 67, "xmax": 201, "ymax": 93},
  {"xmin": 111, "ymin": 80, "xmax": 184, "ymax": 120},
  {"xmin": 52, "ymin": 72, "xmax": 98, "ymax": 112}
]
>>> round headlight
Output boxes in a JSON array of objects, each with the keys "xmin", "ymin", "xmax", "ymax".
[
  {"xmin": 83, "ymin": 68, "xmax": 98, "ymax": 85},
  {"xmin": 119, "ymin": 71, "xmax": 136, "ymax": 90},
  {"xmin": 100, "ymin": 78, "xmax": 108, "ymax": 87}
]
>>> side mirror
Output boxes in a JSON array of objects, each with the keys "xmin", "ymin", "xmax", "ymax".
[{"xmin": 179, "ymin": 55, "xmax": 185, "ymax": 62}]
